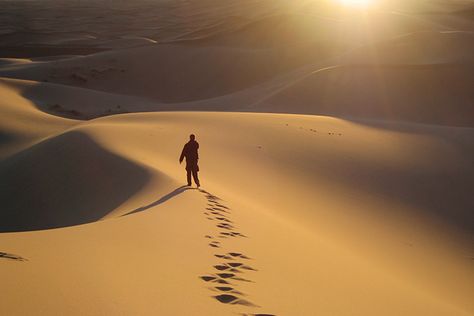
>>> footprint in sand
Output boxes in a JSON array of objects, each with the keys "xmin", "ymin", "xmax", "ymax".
[
  {"xmin": 217, "ymin": 224, "xmax": 234, "ymax": 230},
  {"xmin": 211, "ymin": 211, "xmax": 224, "ymax": 215},
  {"xmin": 0, "ymin": 252, "xmax": 27, "ymax": 261},
  {"xmin": 214, "ymin": 294, "xmax": 257, "ymax": 307},
  {"xmin": 216, "ymin": 273, "xmax": 235, "ymax": 279},
  {"xmin": 214, "ymin": 204, "xmax": 230, "ymax": 210},
  {"xmin": 215, "ymin": 209, "xmax": 230, "ymax": 214},
  {"xmin": 200, "ymin": 191, "xmax": 272, "ymax": 312},
  {"xmin": 216, "ymin": 217, "xmax": 232, "ymax": 223},
  {"xmin": 215, "ymin": 254, "xmax": 233, "ymax": 260},
  {"xmin": 228, "ymin": 252, "xmax": 251, "ymax": 260},
  {"xmin": 214, "ymin": 265, "xmax": 240, "ymax": 273},
  {"xmin": 214, "ymin": 286, "xmax": 244, "ymax": 295},
  {"xmin": 214, "ymin": 264, "xmax": 231, "ymax": 271},
  {"xmin": 228, "ymin": 262, "xmax": 256, "ymax": 271},
  {"xmin": 200, "ymin": 275, "xmax": 231, "ymax": 285},
  {"xmin": 210, "ymin": 272, "xmax": 253, "ymax": 283},
  {"xmin": 214, "ymin": 262, "xmax": 256, "ymax": 272},
  {"xmin": 209, "ymin": 241, "xmax": 221, "ymax": 248},
  {"xmin": 219, "ymin": 231, "xmax": 246, "ymax": 238},
  {"xmin": 215, "ymin": 252, "xmax": 251, "ymax": 260},
  {"xmin": 201, "ymin": 276, "xmax": 217, "ymax": 282}
]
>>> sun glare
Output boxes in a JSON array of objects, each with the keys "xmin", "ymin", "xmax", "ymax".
[{"xmin": 338, "ymin": 0, "xmax": 374, "ymax": 7}]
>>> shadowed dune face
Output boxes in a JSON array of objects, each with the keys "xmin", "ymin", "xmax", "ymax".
[
  {"xmin": 0, "ymin": 131, "xmax": 151, "ymax": 232},
  {"xmin": 0, "ymin": 31, "xmax": 472, "ymax": 126},
  {"xmin": 0, "ymin": 130, "xmax": 22, "ymax": 149},
  {"xmin": 0, "ymin": 79, "xmax": 77, "ymax": 159},
  {"xmin": 13, "ymin": 78, "xmax": 156, "ymax": 120},
  {"xmin": 0, "ymin": 44, "xmax": 332, "ymax": 103},
  {"xmin": 257, "ymin": 64, "xmax": 474, "ymax": 126}
]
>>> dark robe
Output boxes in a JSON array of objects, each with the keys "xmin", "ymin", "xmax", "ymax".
[{"xmin": 179, "ymin": 140, "xmax": 199, "ymax": 171}]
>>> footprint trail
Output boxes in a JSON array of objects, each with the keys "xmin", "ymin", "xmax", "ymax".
[{"xmin": 198, "ymin": 189, "xmax": 275, "ymax": 315}]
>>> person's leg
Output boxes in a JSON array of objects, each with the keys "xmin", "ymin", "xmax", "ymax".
[
  {"xmin": 186, "ymin": 169, "xmax": 192, "ymax": 186},
  {"xmin": 192, "ymin": 168, "xmax": 200, "ymax": 187}
]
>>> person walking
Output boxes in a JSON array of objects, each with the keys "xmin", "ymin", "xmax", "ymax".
[{"xmin": 179, "ymin": 134, "xmax": 200, "ymax": 187}]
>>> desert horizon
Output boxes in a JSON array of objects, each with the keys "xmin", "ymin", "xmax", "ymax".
[{"xmin": 0, "ymin": 0, "xmax": 473, "ymax": 315}]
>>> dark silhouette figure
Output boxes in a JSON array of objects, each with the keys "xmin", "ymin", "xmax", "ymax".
[{"xmin": 180, "ymin": 134, "xmax": 200, "ymax": 187}]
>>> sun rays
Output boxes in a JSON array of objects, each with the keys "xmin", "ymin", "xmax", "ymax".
[{"xmin": 337, "ymin": 0, "xmax": 375, "ymax": 7}]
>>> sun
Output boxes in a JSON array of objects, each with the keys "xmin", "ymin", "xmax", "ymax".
[{"xmin": 337, "ymin": 0, "xmax": 374, "ymax": 7}]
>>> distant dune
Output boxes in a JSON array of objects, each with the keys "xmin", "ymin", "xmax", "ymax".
[
  {"xmin": 341, "ymin": 31, "xmax": 474, "ymax": 64},
  {"xmin": 256, "ymin": 64, "xmax": 474, "ymax": 126},
  {"xmin": 172, "ymin": 11, "xmax": 449, "ymax": 48},
  {"xmin": 1, "ymin": 29, "xmax": 472, "ymax": 126},
  {"xmin": 0, "ymin": 44, "xmax": 332, "ymax": 102}
]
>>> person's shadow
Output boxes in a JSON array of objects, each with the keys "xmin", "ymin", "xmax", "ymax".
[{"xmin": 121, "ymin": 185, "xmax": 193, "ymax": 217}]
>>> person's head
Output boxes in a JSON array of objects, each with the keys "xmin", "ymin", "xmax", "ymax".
[{"xmin": 189, "ymin": 134, "xmax": 196, "ymax": 141}]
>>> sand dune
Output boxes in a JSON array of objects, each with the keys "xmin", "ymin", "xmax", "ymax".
[
  {"xmin": 0, "ymin": 44, "xmax": 333, "ymax": 102},
  {"xmin": 0, "ymin": 130, "xmax": 153, "ymax": 233},
  {"xmin": 1, "ymin": 1, "xmax": 473, "ymax": 315},
  {"xmin": 0, "ymin": 79, "xmax": 75, "ymax": 158},
  {"xmin": 341, "ymin": 31, "xmax": 474, "ymax": 64},
  {"xmin": 1, "ymin": 77, "xmax": 157, "ymax": 119},
  {"xmin": 0, "ymin": 0, "xmax": 287, "ymax": 53},
  {"xmin": 172, "ymin": 11, "xmax": 450, "ymax": 48},
  {"xmin": 173, "ymin": 14, "xmax": 343, "ymax": 47},
  {"xmin": 255, "ymin": 63, "xmax": 474, "ymax": 126},
  {"xmin": 1, "ymin": 110, "xmax": 473, "ymax": 315},
  {"xmin": 5, "ymin": 54, "xmax": 473, "ymax": 127},
  {"xmin": 1, "ymin": 24, "xmax": 472, "ymax": 125}
]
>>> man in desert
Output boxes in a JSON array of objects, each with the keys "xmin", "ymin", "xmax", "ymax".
[{"xmin": 179, "ymin": 134, "xmax": 201, "ymax": 187}]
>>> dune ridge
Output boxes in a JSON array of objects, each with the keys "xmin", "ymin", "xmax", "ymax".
[{"xmin": 1, "ymin": 109, "xmax": 473, "ymax": 315}]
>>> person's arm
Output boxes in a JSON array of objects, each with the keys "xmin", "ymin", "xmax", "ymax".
[{"xmin": 179, "ymin": 145, "xmax": 186, "ymax": 163}]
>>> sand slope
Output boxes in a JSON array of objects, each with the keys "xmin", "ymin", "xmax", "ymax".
[
  {"xmin": 0, "ymin": 79, "xmax": 76, "ymax": 158},
  {"xmin": 1, "ymin": 110, "xmax": 473, "ymax": 315},
  {"xmin": 0, "ymin": 44, "xmax": 333, "ymax": 102},
  {"xmin": 255, "ymin": 63, "xmax": 474, "ymax": 126},
  {"xmin": 0, "ymin": 77, "xmax": 158, "ymax": 120}
]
